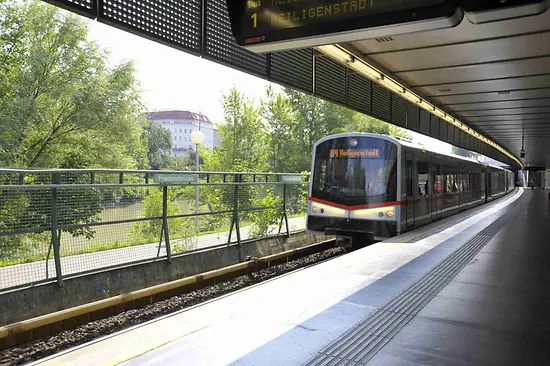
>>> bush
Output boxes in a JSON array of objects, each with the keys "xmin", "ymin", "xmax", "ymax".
[
  {"xmin": 247, "ymin": 190, "xmax": 283, "ymax": 238},
  {"xmin": 129, "ymin": 188, "xmax": 197, "ymax": 253}
]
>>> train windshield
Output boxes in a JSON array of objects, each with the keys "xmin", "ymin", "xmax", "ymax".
[{"xmin": 312, "ymin": 136, "xmax": 398, "ymax": 206}]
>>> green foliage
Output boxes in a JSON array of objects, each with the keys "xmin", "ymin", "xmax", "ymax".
[
  {"xmin": 129, "ymin": 189, "xmax": 197, "ymax": 253},
  {"xmin": 130, "ymin": 189, "xmax": 180, "ymax": 240},
  {"xmin": 284, "ymin": 88, "xmax": 327, "ymax": 169},
  {"xmin": 204, "ymin": 87, "xmax": 267, "ymax": 172},
  {"xmin": 248, "ymin": 190, "xmax": 283, "ymax": 238},
  {"xmin": 169, "ymin": 149, "xmax": 204, "ymax": 172},
  {"xmin": 0, "ymin": 0, "xmax": 148, "ymax": 169},
  {"xmin": 261, "ymin": 86, "xmax": 301, "ymax": 173},
  {"xmin": 144, "ymin": 121, "xmax": 172, "ymax": 170}
]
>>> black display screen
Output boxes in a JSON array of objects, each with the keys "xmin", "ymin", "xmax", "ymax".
[{"xmin": 227, "ymin": 0, "xmax": 459, "ymax": 49}]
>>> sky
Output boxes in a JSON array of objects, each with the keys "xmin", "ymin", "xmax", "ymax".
[
  {"xmin": 86, "ymin": 20, "xmax": 277, "ymax": 124},
  {"xmin": 83, "ymin": 16, "xmax": 482, "ymax": 161}
]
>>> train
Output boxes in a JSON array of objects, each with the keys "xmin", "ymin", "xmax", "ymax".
[{"xmin": 306, "ymin": 133, "xmax": 515, "ymax": 248}]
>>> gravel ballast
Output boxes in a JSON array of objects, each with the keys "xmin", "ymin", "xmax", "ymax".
[{"xmin": 0, "ymin": 247, "xmax": 344, "ymax": 365}]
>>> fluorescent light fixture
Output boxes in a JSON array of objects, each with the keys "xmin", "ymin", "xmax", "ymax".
[
  {"xmin": 316, "ymin": 45, "xmax": 351, "ymax": 64},
  {"xmin": 403, "ymin": 91, "xmax": 421, "ymax": 104},
  {"xmin": 421, "ymin": 103, "xmax": 436, "ymax": 112},
  {"xmin": 434, "ymin": 109, "xmax": 446, "ymax": 118},
  {"xmin": 383, "ymin": 78, "xmax": 405, "ymax": 94},
  {"xmin": 348, "ymin": 59, "xmax": 382, "ymax": 80}
]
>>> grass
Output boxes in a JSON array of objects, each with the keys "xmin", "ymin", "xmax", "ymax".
[{"xmin": 0, "ymin": 201, "xmax": 307, "ymax": 268}]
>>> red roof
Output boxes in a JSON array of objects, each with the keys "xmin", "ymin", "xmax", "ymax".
[{"xmin": 145, "ymin": 110, "xmax": 212, "ymax": 123}]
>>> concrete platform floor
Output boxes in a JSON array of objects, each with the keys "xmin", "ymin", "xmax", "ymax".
[{"xmin": 32, "ymin": 188, "xmax": 550, "ymax": 366}]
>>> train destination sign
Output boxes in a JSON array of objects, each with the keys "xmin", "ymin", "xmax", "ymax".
[
  {"xmin": 227, "ymin": 0, "xmax": 461, "ymax": 53},
  {"xmin": 330, "ymin": 148, "xmax": 380, "ymax": 158}
]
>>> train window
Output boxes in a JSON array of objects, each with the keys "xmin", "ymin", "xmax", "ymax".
[
  {"xmin": 443, "ymin": 165, "xmax": 459, "ymax": 193},
  {"xmin": 311, "ymin": 136, "xmax": 398, "ymax": 205},
  {"xmin": 417, "ymin": 161, "xmax": 429, "ymax": 196},
  {"xmin": 432, "ymin": 164, "xmax": 442, "ymax": 194}
]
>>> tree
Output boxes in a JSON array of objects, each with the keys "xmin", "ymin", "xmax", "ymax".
[
  {"xmin": 284, "ymin": 88, "xmax": 327, "ymax": 162},
  {"xmin": 0, "ymin": 1, "xmax": 149, "ymax": 262},
  {"xmin": 203, "ymin": 87, "xmax": 267, "ymax": 172},
  {"xmin": 144, "ymin": 122, "xmax": 172, "ymax": 170},
  {"xmin": 185, "ymin": 149, "xmax": 204, "ymax": 170},
  {"xmin": 261, "ymin": 86, "xmax": 300, "ymax": 172},
  {"xmin": 322, "ymin": 101, "xmax": 356, "ymax": 135},
  {"xmin": 0, "ymin": 0, "xmax": 148, "ymax": 169}
]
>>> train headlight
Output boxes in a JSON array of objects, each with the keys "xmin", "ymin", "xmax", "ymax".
[
  {"xmin": 386, "ymin": 210, "xmax": 395, "ymax": 218},
  {"xmin": 378, "ymin": 212, "xmax": 384, "ymax": 218},
  {"xmin": 312, "ymin": 206, "xmax": 319, "ymax": 213}
]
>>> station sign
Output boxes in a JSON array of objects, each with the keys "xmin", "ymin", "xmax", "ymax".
[
  {"xmin": 227, "ymin": 0, "xmax": 461, "ymax": 53},
  {"xmin": 281, "ymin": 175, "xmax": 306, "ymax": 183},
  {"xmin": 153, "ymin": 173, "xmax": 198, "ymax": 184}
]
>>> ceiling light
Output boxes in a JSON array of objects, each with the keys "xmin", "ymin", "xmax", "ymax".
[
  {"xmin": 316, "ymin": 45, "xmax": 352, "ymax": 64},
  {"xmin": 383, "ymin": 78, "xmax": 405, "ymax": 94},
  {"xmin": 348, "ymin": 59, "xmax": 382, "ymax": 80},
  {"xmin": 434, "ymin": 109, "xmax": 446, "ymax": 118},
  {"xmin": 403, "ymin": 91, "xmax": 421, "ymax": 104}
]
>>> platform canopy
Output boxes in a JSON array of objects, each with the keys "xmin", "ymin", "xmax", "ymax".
[{"xmin": 43, "ymin": 0, "xmax": 550, "ymax": 169}]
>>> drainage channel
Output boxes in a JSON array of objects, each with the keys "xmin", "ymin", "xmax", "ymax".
[{"xmin": 305, "ymin": 213, "xmax": 510, "ymax": 366}]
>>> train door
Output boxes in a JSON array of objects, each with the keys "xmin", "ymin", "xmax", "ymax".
[
  {"xmin": 416, "ymin": 156, "xmax": 431, "ymax": 225},
  {"xmin": 487, "ymin": 168, "xmax": 492, "ymax": 200},
  {"xmin": 405, "ymin": 152, "xmax": 415, "ymax": 229},
  {"xmin": 430, "ymin": 158, "xmax": 442, "ymax": 221},
  {"xmin": 481, "ymin": 167, "xmax": 486, "ymax": 203},
  {"xmin": 458, "ymin": 162, "xmax": 464, "ymax": 212}
]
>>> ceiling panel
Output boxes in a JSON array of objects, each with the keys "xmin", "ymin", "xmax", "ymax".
[
  {"xmin": 472, "ymin": 121, "xmax": 550, "ymax": 127},
  {"xmin": 345, "ymin": 6, "xmax": 550, "ymax": 167},
  {"xmin": 368, "ymin": 32, "xmax": 550, "ymax": 72},
  {"xmin": 415, "ymin": 74, "xmax": 550, "ymax": 95},
  {"xmin": 461, "ymin": 108, "xmax": 550, "ymax": 118},
  {"xmin": 448, "ymin": 99, "xmax": 550, "ymax": 112},
  {"xmin": 434, "ymin": 89, "xmax": 550, "ymax": 105},
  {"xmin": 350, "ymin": 9, "xmax": 550, "ymax": 54},
  {"xmin": 395, "ymin": 57, "xmax": 550, "ymax": 86}
]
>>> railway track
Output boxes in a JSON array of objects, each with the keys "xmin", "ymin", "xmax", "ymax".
[{"xmin": 0, "ymin": 240, "xmax": 343, "ymax": 365}]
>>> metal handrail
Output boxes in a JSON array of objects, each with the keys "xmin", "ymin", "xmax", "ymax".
[{"xmin": 0, "ymin": 168, "xmax": 310, "ymax": 176}]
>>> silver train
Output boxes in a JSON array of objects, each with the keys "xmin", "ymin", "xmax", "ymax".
[{"xmin": 306, "ymin": 133, "xmax": 515, "ymax": 247}]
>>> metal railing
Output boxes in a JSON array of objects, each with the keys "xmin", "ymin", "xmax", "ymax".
[{"xmin": 0, "ymin": 169, "xmax": 310, "ymax": 291}]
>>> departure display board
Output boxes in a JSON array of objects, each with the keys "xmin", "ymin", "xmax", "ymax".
[{"xmin": 227, "ymin": 0, "xmax": 461, "ymax": 52}]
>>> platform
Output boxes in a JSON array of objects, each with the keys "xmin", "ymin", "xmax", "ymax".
[{"xmin": 32, "ymin": 188, "xmax": 550, "ymax": 366}]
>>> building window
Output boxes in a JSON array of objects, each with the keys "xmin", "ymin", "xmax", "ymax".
[{"xmin": 184, "ymin": 129, "xmax": 187, "ymax": 133}]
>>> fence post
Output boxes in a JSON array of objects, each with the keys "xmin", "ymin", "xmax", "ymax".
[
  {"xmin": 162, "ymin": 185, "xmax": 172, "ymax": 263},
  {"xmin": 51, "ymin": 173, "xmax": 63, "ymax": 287},
  {"xmin": 233, "ymin": 174, "xmax": 242, "ymax": 261},
  {"xmin": 278, "ymin": 183, "xmax": 290, "ymax": 237}
]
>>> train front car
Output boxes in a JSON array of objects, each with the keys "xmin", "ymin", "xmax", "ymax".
[{"xmin": 307, "ymin": 134, "xmax": 399, "ymax": 248}]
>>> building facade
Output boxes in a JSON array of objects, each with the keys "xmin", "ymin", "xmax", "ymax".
[{"xmin": 145, "ymin": 110, "xmax": 220, "ymax": 158}]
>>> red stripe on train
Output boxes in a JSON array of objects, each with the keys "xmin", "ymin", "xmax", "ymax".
[{"xmin": 308, "ymin": 197, "xmax": 405, "ymax": 210}]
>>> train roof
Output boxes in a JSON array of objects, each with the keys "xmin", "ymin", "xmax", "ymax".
[{"xmin": 315, "ymin": 133, "xmax": 512, "ymax": 172}]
